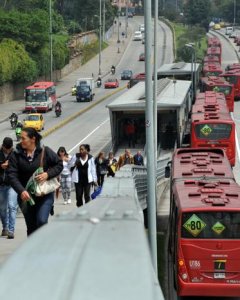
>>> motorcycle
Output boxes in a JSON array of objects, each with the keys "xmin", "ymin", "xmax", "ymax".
[
  {"xmin": 97, "ymin": 80, "xmax": 102, "ymax": 88},
  {"xmin": 15, "ymin": 126, "xmax": 22, "ymax": 141},
  {"xmin": 9, "ymin": 114, "xmax": 18, "ymax": 129},
  {"xmin": 111, "ymin": 67, "xmax": 115, "ymax": 75},
  {"xmin": 55, "ymin": 106, "xmax": 61, "ymax": 117}
]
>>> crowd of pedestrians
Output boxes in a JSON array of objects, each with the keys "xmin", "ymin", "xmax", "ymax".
[{"xmin": 0, "ymin": 128, "xmax": 144, "ymax": 239}]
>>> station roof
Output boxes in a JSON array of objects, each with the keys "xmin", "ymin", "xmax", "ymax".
[
  {"xmin": 107, "ymin": 78, "xmax": 192, "ymax": 112},
  {"xmin": 157, "ymin": 62, "xmax": 201, "ymax": 76}
]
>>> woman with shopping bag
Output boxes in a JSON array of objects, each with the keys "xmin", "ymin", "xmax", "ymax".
[{"xmin": 7, "ymin": 128, "xmax": 63, "ymax": 236}]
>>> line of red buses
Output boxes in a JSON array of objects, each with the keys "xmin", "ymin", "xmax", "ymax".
[{"xmin": 167, "ymin": 148, "xmax": 240, "ymax": 298}]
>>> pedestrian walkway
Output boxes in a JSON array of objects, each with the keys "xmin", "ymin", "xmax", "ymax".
[{"xmin": 0, "ymin": 17, "xmax": 133, "ymax": 123}]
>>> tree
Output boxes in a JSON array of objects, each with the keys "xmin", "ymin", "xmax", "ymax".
[{"xmin": 184, "ymin": 0, "xmax": 211, "ymax": 29}]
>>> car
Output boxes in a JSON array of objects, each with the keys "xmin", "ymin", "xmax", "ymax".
[
  {"xmin": 71, "ymin": 85, "xmax": 77, "ymax": 96},
  {"xmin": 213, "ymin": 23, "xmax": 221, "ymax": 30},
  {"xmin": 142, "ymin": 37, "xmax": 145, "ymax": 44},
  {"xmin": 23, "ymin": 113, "xmax": 44, "ymax": 131},
  {"xmin": 104, "ymin": 78, "xmax": 119, "ymax": 88},
  {"xmin": 121, "ymin": 70, "xmax": 133, "ymax": 80},
  {"xmin": 133, "ymin": 31, "xmax": 143, "ymax": 41},
  {"xmin": 139, "ymin": 24, "xmax": 145, "ymax": 33},
  {"xmin": 139, "ymin": 53, "xmax": 145, "ymax": 61}
]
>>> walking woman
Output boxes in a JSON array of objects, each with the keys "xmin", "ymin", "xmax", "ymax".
[
  {"xmin": 95, "ymin": 152, "xmax": 108, "ymax": 187},
  {"xmin": 7, "ymin": 128, "xmax": 63, "ymax": 236},
  {"xmin": 57, "ymin": 147, "xmax": 72, "ymax": 205},
  {"xmin": 70, "ymin": 144, "xmax": 97, "ymax": 207},
  {"xmin": 106, "ymin": 152, "xmax": 117, "ymax": 177}
]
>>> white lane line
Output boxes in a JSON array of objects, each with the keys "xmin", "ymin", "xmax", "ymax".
[
  {"xmin": 68, "ymin": 118, "xmax": 109, "ymax": 154},
  {"xmin": 231, "ymin": 112, "xmax": 240, "ymax": 163}
]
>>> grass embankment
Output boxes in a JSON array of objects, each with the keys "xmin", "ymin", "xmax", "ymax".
[
  {"xmin": 81, "ymin": 41, "xmax": 108, "ymax": 65},
  {"xmin": 172, "ymin": 22, "xmax": 207, "ymax": 62}
]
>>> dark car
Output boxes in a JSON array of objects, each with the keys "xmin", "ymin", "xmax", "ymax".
[
  {"xmin": 139, "ymin": 53, "xmax": 145, "ymax": 61},
  {"xmin": 121, "ymin": 70, "xmax": 133, "ymax": 80}
]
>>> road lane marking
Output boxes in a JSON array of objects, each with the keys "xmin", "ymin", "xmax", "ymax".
[{"xmin": 68, "ymin": 118, "xmax": 109, "ymax": 153}]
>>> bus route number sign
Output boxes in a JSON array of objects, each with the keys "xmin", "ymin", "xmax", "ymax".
[
  {"xmin": 183, "ymin": 214, "xmax": 206, "ymax": 237},
  {"xmin": 200, "ymin": 125, "xmax": 212, "ymax": 137}
]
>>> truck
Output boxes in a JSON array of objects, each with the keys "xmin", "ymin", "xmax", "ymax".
[{"xmin": 76, "ymin": 77, "xmax": 95, "ymax": 102}]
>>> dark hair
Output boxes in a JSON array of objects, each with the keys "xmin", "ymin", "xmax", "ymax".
[
  {"xmin": 85, "ymin": 144, "xmax": 90, "ymax": 153},
  {"xmin": 22, "ymin": 127, "xmax": 42, "ymax": 146},
  {"xmin": 57, "ymin": 146, "xmax": 68, "ymax": 157}
]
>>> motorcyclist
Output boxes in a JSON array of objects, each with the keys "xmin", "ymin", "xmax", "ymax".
[
  {"xmin": 9, "ymin": 113, "xmax": 18, "ymax": 128},
  {"xmin": 55, "ymin": 101, "xmax": 62, "ymax": 112},
  {"xmin": 111, "ymin": 65, "xmax": 116, "ymax": 74},
  {"xmin": 97, "ymin": 76, "xmax": 102, "ymax": 87},
  {"xmin": 15, "ymin": 121, "xmax": 23, "ymax": 141}
]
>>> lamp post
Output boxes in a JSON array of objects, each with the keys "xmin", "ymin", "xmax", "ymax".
[
  {"xmin": 234, "ymin": 0, "xmax": 236, "ymax": 29},
  {"xmin": 99, "ymin": 0, "xmax": 102, "ymax": 75},
  {"xmin": 125, "ymin": 0, "xmax": 128, "ymax": 38},
  {"xmin": 185, "ymin": 43, "xmax": 196, "ymax": 100},
  {"xmin": 49, "ymin": 0, "xmax": 53, "ymax": 81},
  {"xmin": 145, "ymin": 0, "xmax": 158, "ymax": 274},
  {"xmin": 103, "ymin": 0, "xmax": 106, "ymax": 42}
]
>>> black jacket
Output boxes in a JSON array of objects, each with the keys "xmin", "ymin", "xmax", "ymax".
[
  {"xmin": 7, "ymin": 144, "xmax": 63, "ymax": 195},
  {"xmin": 0, "ymin": 148, "xmax": 13, "ymax": 185},
  {"xmin": 134, "ymin": 154, "xmax": 144, "ymax": 166}
]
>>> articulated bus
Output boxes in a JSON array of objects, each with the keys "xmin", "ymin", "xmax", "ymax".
[
  {"xmin": 192, "ymin": 92, "xmax": 228, "ymax": 114},
  {"xmin": 203, "ymin": 55, "xmax": 220, "ymax": 64},
  {"xmin": 200, "ymin": 76, "xmax": 234, "ymax": 112},
  {"xmin": 25, "ymin": 81, "xmax": 56, "ymax": 112},
  {"xmin": 222, "ymin": 69, "xmax": 240, "ymax": 100},
  {"xmin": 207, "ymin": 47, "xmax": 222, "ymax": 65},
  {"xmin": 127, "ymin": 73, "xmax": 145, "ymax": 88},
  {"xmin": 202, "ymin": 62, "xmax": 223, "ymax": 77},
  {"xmin": 208, "ymin": 37, "xmax": 222, "ymax": 53},
  {"xmin": 167, "ymin": 148, "xmax": 240, "ymax": 298},
  {"xmin": 225, "ymin": 63, "xmax": 240, "ymax": 71},
  {"xmin": 191, "ymin": 111, "xmax": 235, "ymax": 166}
]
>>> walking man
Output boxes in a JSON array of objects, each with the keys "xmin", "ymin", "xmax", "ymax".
[
  {"xmin": 134, "ymin": 151, "xmax": 144, "ymax": 166},
  {"xmin": 0, "ymin": 137, "xmax": 18, "ymax": 239}
]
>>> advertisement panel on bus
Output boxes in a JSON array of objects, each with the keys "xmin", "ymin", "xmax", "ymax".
[{"xmin": 25, "ymin": 81, "xmax": 56, "ymax": 112}]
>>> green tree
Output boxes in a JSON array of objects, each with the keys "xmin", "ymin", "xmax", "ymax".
[{"xmin": 184, "ymin": 0, "xmax": 211, "ymax": 29}]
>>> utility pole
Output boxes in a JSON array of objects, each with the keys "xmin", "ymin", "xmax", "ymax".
[
  {"xmin": 125, "ymin": 0, "xmax": 128, "ymax": 38},
  {"xmin": 99, "ymin": 0, "xmax": 102, "ymax": 75},
  {"xmin": 117, "ymin": 0, "xmax": 121, "ymax": 53},
  {"xmin": 103, "ymin": 0, "xmax": 106, "ymax": 42},
  {"xmin": 144, "ymin": 0, "xmax": 158, "ymax": 274},
  {"xmin": 234, "ymin": 0, "xmax": 236, "ymax": 29},
  {"xmin": 49, "ymin": 0, "xmax": 53, "ymax": 81},
  {"xmin": 154, "ymin": 0, "xmax": 158, "ymax": 165}
]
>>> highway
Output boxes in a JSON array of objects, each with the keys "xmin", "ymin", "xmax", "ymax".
[{"xmin": 0, "ymin": 16, "xmax": 173, "ymax": 157}]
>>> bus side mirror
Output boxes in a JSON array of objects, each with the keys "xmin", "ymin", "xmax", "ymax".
[{"xmin": 165, "ymin": 166, "xmax": 171, "ymax": 178}]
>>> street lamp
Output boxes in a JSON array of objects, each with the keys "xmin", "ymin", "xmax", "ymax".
[
  {"xmin": 94, "ymin": 0, "xmax": 102, "ymax": 76},
  {"xmin": 49, "ymin": 0, "xmax": 53, "ymax": 81},
  {"xmin": 125, "ymin": 0, "xmax": 128, "ymax": 38},
  {"xmin": 185, "ymin": 43, "xmax": 196, "ymax": 100},
  {"xmin": 233, "ymin": 0, "xmax": 236, "ymax": 29}
]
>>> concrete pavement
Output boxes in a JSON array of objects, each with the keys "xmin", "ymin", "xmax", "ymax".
[{"xmin": 0, "ymin": 17, "xmax": 132, "ymax": 124}]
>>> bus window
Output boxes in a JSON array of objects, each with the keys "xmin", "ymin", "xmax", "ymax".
[
  {"xmin": 181, "ymin": 212, "xmax": 240, "ymax": 239},
  {"xmin": 213, "ymin": 86, "xmax": 231, "ymax": 95},
  {"xmin": 224, "ymin": 76, "xmax": 238, "ymax": 85},
  {"xmin": 194, "ymin": 123, "xmax": 232, "ymax": 140},
  {"xmin": 26, "ymin": 89, "xmax": 47, "ymax": 102}
]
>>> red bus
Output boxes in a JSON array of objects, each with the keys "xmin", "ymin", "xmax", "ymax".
[
  {"xmin": 208, "ymin": 37, "xmax": 222, "ymax": 53},
  {"xmin": 202, "ymin": 62, "xmax": 223, "ymax": 77},
  {"xmin": 192, "ymin": 92, "xmax": 228, "ymax": 114},
  {"xmin": 200, "ymin": 76, "xmax": 234, "ymax": 112},
  {"xmin": 25, "ymin": 82, "xmax": 56, "ymax": 112},
  {"xmin": 207, "ymin": 47, "xmax": 221, "ymax": 64},
  {"xmin": 203, "ymin": 55, "xmax": 220, "ymax": 64},
  {"xmin": 167, "ymin": 148, "xmax": 240, "ymax": 298},
  {"xmin": 191, "ymin": 108, "xmax": 236, "ymax": 166},
  {"xmin": 222, "ymin": 69, "xmax": 240, "ymax": 100},
  {"xmin": 225, "ymin": 63, "xmax": 240, "ymax": 71}
]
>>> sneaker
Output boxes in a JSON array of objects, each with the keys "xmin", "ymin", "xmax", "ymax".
[
  {"xmin": 64, "ymin": 200, "xmax": 67, "ymax": 205},
  {"xmin": 67, "ymin": 199, "xmax": 72, "ymax": 204},
  {"xmin": 1, "ymin": 229, "xmax": 8, "ymax": 237},
  {"xmin": 7, "ymin": 232, "xmax": 14, "ymax": 239}
]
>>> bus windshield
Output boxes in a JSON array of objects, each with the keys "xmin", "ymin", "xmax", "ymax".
[
  {"xmin": 26, "ymin": 89, "xmax": 47, "ymax": 102},
  {"xmin": 212, "ymin": 86, "xmax": 231, "ymax": 95},
  {"xmin": 224, "ymin": 76, "xmax": 238, "ymax": 85},
  {"xmin": 194, "ymin": 123, "xmax": 232, "ymax": 140},
  {"xmin": 182, "ymin": 211, "xmax": 240, "ymax": 239}
]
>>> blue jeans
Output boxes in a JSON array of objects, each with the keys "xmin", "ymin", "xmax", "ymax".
[
  {"xmin": 0, "ymin": 185, "xmax": 9, "ymax": 231},
  {"xmin": 7, "ymin": 188, "xmax": 18, "ymax": 234},
  {"xmin": 18, "ymin": 192, "xmax": 54, "ymax": 236}
]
